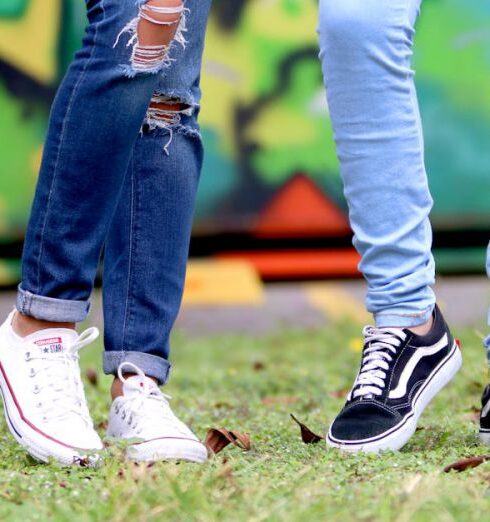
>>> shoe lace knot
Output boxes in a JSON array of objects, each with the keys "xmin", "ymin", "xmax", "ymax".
[
  {"xmin": 351, "ymin": 326, "xmax": 407, "ymax": 400},
  {"xmin": 116, "ymin": 363, "xmax": 188, "ymax": 436}
]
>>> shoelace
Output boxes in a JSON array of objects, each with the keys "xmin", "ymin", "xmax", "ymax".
[
  {"xmin": 351, "ymin": 326, "xmax": 407, "ymax": 400},
  {"xmin": 116, "ymin": 363, "xmax": 189, "ymax": 436},
  {"xmin": 26, "ymin": 328, "xmax": 99, "ymax": 425}
]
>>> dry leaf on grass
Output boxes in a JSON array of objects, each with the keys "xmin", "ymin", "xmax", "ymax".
[
  {"xmin": 443, "ymin": 455, "xmax": 490, "ymax": 473},
  {"xmin": 328, "ymin": 389, "xmax": 350, "ymax": 399},
  {"xmin": 204, "ymin": 428, "xmax": 251, "ymax": 455},
  {"xmin": 85, "ymin": 368, "xmax": 98, "ymax": 387},
  {"xmin": 290, "ymin": 414, "xmax": 323, "ymax": 444},
  {"xmin": 462, "ymin": 406, "xmax": 481, "ymax": 423},
  {"xmin": 253, "ymin": 361, "xmax": 266, "ymax": 371}
]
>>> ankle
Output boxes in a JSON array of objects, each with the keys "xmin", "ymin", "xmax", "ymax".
[
  {"xmin": 407, "ymin": 316, "xmax": 434, "ymax": 336},
  {"xmin": 12, "ymin": 311, "xmax": 76, "ymax": 338}
]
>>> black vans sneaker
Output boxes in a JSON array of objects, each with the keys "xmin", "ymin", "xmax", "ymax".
[
  {"xmin": 479, "ymin": 384, "xmax": 490, "ymax": 444},
  {"xmin": 327, "ymin": 305, "xmax": 462, "ymax": 453}
]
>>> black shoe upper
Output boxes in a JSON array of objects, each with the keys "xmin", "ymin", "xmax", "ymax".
[
  {"xmin": 330, "ymin": 305, "xmax": 455, "ymax": 443},
  {"xmin": 480, "ymin": 383, "xmax": 490, "ymax": 431}
]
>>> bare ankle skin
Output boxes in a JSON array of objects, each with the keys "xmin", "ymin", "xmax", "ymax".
[
  {"xmin": 111, "ymin": 374, "xmax": 159, "ymax": 400},
  {"xmin": 12, "ymin": 311, "xmax": 76, "ymax": 338},
  {"xmin": 396, "ymin": 315, "xmax": 434, "ymax": 336}
]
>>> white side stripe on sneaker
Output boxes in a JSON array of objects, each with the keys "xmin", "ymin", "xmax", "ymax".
[
  {"xmin": 481, "ymin": 397, "xmax": 490, "ymax": 418},
  {"xmin": 388, "ymin": 334, "xmax": 448, "ymax": 400}
]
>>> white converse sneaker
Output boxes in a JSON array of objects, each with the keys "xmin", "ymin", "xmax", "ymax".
[
  {"xmin": 0, "ymin": 311, "xmax": 103, "ymax": 465},
  {"xmin": 107, "ymin": 363, "xmax": 208, "ymax": 463}
]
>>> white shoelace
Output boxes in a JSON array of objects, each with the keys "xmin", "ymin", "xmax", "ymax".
[
  {"xmin": 116, "ymin": 363, "xmax": 189, "ymax": 437},
  {"xmin": 351, "ymin": 326, "xmax": 407, "ymax": 400},
  {"xmin": 26, "ymin": 328, "xmax": 99, "ymax": 425}
]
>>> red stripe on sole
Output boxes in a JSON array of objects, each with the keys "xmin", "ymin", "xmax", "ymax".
[{"xmin": 0, "ymin": 361, "xmax": 96, "ymax": 452}]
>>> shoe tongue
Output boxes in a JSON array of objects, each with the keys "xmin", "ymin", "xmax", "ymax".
[
  {"xmin": 25, "ymin": 328, "xmax": 78, "ymax": 355},
  {"xmin": 123, "ymin": 374, "xmax": 159, "ymax": 398}
]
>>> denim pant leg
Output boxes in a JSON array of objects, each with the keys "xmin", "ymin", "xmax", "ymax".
[
  {"xmin": 102, "ymin": 0, "xmax": 211, "ymax": 384},
  {"xmin": 317, "ymin": 0, "xmax": 436, "ymax": 327},
  {"xmin": 17, "ymin": 0, "xmax": 189, "ymax": 322},
  {"xmin": 484, "ymin": 242, "xmax": 490, "ymax": 361}
]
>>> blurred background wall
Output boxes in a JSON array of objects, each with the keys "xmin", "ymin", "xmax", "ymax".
[{"xmin": 0, "ymin": 0, "xmax": 489, "ymax": 282}]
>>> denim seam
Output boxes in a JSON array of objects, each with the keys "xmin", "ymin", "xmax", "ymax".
[
  {"xmin": 35, "ymin": 1, "xmax": 105, "ymax": 295},
  {"xmin": 121, "ymin": 156, "xmax": 136, "ymax": 352},
  {"xmin": 127, "ymin": 156, "xmax": 143, "ymax": 351},
  {"xmin": 375, "ymin": 305, "xmax": 433, "ymax": 319}
]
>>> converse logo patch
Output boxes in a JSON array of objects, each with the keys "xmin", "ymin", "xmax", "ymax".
[{"xmin": 34, "ymin": 337, "xmax": 64, "ymax": 354}]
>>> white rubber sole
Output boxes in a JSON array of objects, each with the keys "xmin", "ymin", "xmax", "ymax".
[
  {"xmin": 478, "ymin": 429, "xmax": 490, "ymax": 445},
  {"xmin": 0, "ymin": 362, "xmax": 103, "ymax": 466},
  {"xmin": 327, "ymin": 341, "xmax": 462, "ymax": 454},
  {"xmin": 127, "ymin": 437, "xmax": 208, "ymax": 463}
]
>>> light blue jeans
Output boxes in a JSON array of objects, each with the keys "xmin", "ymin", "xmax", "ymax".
[{"xmin": 318, "ymin": 0, "xmax": 439, "ymax": 328}]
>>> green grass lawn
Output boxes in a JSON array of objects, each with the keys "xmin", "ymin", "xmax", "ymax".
[{"xmin": 0, "ymin": 321, "xmax": 489, "ymax": 521}]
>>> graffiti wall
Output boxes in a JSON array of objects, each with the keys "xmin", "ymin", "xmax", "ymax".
[{"xmin": 1, "ymin": 0, "xmax": 489, "ymax": 245}]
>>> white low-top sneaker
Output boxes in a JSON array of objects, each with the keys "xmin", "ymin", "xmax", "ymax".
[
  {"xmin": 0, "ymin": 311, "xmax": 103, "ymax": 465},
  {"xmin": 107, "ymin": 362, "xmax": 208, "ymax": 463}
]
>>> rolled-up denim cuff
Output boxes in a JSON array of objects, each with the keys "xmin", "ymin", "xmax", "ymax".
[
  {"xmin": 16, "ymin": 285, "xmax": 90, "ymax": 323},
  {"xmin": 103, "ymin": 351, "xmax": 171, "ymax": 385},
  {"xmin": 483, "ymin": 328, "xmax": 490, "ymax": 367},
  {"xmin": 374, "ymin": 304, "xmax": 434, "ymax": 328}
]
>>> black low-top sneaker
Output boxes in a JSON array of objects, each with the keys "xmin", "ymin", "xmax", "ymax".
[
  {"xmin": 478, "ymin": 383, "xmax": 490, "ymax": 444},
  {"xmin": 327, "ymin": 305, "xmax": 462, "ymax": 453}
]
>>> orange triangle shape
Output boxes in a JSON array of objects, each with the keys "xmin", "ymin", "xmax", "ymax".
[{"xmin": 254, "ymin": 174, "xmax": 350, "ymax": 237}]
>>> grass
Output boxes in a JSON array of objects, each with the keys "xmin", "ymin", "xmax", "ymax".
[{"xmin": 0, "ymin": 319, "xmax": 489, "ymax": 521}]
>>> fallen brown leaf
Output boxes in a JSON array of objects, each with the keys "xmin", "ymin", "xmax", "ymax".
[
  {"xmin": 444, "ymin": 455, "xmax": 490, "ymax": 473},
  {"xmin": 253, "ymin": 361, "xmax": 265, "ymax": 371},
  {"xmin": 204, "ymin": 428, "xmax": 251, "ymax": 454},
  {"xmin": 96, "ymin": 420, "xmax": 108, "ymax": 431},
  {"xmin": 328, "ymin": 389, "xmax": 350, "ymax": 399},
  {"xmin": 290, "ymin": 414, "xmax": 323, "ymax": 444},
  {"xmin": 85, "ymin": 368, "xmax": 98, "ymax": 387}
]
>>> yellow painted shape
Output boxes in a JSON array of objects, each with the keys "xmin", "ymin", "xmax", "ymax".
[
  {"xmin": 245, "ymin": 0, "xmax": 318, "ymax": 44},
  {"xmin": 200, "ymin": 0, "xmax": 318, "ymax": 155},
  {"xmin": 183, "ymin": 260, "xmax": 265, "ymax": 306},
  {"xmin": 0, "ymin": 0, "xmax": 61, "ymax": 84},
  {"xmin": 245, "ymin": 106, "xmax": 318, "ymax": 147},
  {"xmin": 305, "ymin": 283, "xmax": 371, "ymax": 324},
  {"xmin": 0, "ymin": 261, "xmax": 15, "ymax": 285}
]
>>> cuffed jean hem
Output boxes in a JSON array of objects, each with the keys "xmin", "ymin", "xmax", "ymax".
[
  {"xmin": 374, "ymin": 304, "xmax": 434, "ymax": 328},
  {"xmin": 103, "ymin": 351, "xmax": 171, "ymax": 385},
  {"xmin": 483, "ymin": 331, "xmax": 490, "ymax": 367},
  {"xmin": 16, "ymin": 285, "xmax": 91, "ymax": 323}
]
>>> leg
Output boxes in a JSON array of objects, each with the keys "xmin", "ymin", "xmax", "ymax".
[
  {"xmin": 102, "ymin": 0, "xmax": 210, "ymax": 386},
  {"xmin": 318, "ymin": 0, "xmax": 462, "ymax": 453},
  {"xmin": 102, "ymin": 0, "xmax": 212, "ymax": 462},
  {"xmin": 0, "ymin": 0, "xmax": 189, "ymax": 466},
  {"xmin": 16, "ymin": 0, "xmax": 186, "ymax": 330},
  {"xmin": 318, "ymin": 0, "xmax": 434, "ymax": 328}
]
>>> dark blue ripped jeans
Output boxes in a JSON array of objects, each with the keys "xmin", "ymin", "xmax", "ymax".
[{"xmin": 16, "ymin": 0, "xmax": 212, "ymax": 384}]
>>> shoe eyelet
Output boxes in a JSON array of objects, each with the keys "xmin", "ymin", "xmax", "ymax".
[
  {"xmin": 121, "ymin": 412, "xmax": 126, "ymax": 420},
  {"xmin": 42, "ymin": 416, "xmax": 48, "ymax": 423},
  {"xmin": 28, "ymin": 368, "xmax": 35, "ymax": 377},
  {"xmin": 24, "ymin": 352, "xmax": 31, "ymax": 361},
  {"xmin": 32, "ymin": 385, "xmax": 40, "ymax": 394},
  {"xmin": 36, "ymin": 402, "xmax": 42, "ymax": 408}
]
